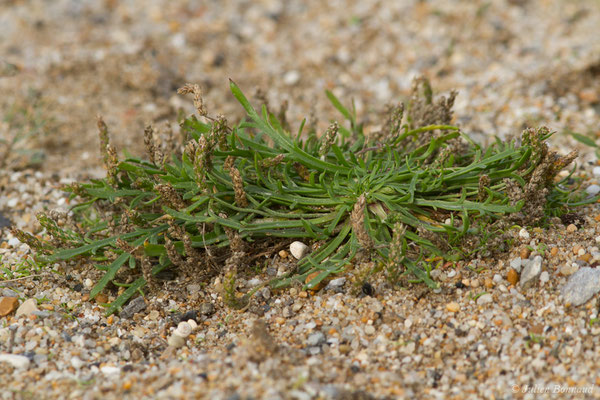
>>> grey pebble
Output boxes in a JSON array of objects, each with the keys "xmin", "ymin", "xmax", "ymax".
[
  {"xmin": 119, "ymin": 296, "xmax": 146, "ymax": 319},
  {"xmin": 561, "ymin": 267, "xmax": 600, "ymax": 306},
  {"xmin": 200, "ymin": 302, "xmax": 215, "ymax": 316},
  {"xmin": 520, "ymin": 256, "xmax": 542, "ymax": 288},
  {"xmin": 307, "ymin": 332, "xmax": 326, "ymax": 347},
  {"xmin": 326, "ymin": 277, "xmax": 346, "ymax": 289}
]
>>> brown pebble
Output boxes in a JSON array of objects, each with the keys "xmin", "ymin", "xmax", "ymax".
[
  {"xmin": 95, "ymin": 294, "xmax": 109, "ymax": 304},
  {"xmin": 579, "ymin": 253, "xmax": 592, "ymax": 263},
  {"xmin": 520, "ymin": 247, "xmax": 531, "ymax": 260},
  {"xmin": 530, "ymin": 323, "xmax": 544, "ymax": 335},
  {"xmin": 567, "ymin": 224, "xmax": 577, "ymax": 233},
  {"xmin": 572, "ymin": 245, "xmax": 582, "ymax": 255},
  {"xmin": 446, "ymin": 302, "xmax": 460, "ymax": 312},
  {"xmin": 484, "ymin": 278, "xmax": 494, "ymax": 289},
  {"xmin": 339, "ymin": 344, "xmax": 351, "ymax": 354},
  {"xmin": 275, "ymin": 317, "xmax": 285, "ymax": 325},
  {"xmin": 507, "ymin": 269, "xmax": 519, "ymax": 286},
  {"xmin": 550, "ymin": 247, "xmax": 559, "ymax": 257},
  {"xmin": 278, "ymin": 250, "xmax": 288, "ymax": 259},
  {"xmin": 0, "ymin": 297, "xmax": 19, "ymax": 317},
  {"xmin": 299, "ymin": 291, "xmax": 308, "ymax": 298},
  {"xmin": 39, "ymin": 304, "xmax": 54, "ymax": 311},
  {"xmin": 305, "ymin": 271, "xmax": 325, "ymax": 291}
]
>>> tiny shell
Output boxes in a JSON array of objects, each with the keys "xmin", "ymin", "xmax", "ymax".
[
  {"xmin": 187, "ymin": 319, "xmax": 198, "ymax": 330},
  {"xmin": 290, "ymin": 241, "xmax": 309, "ymax": 260},
  {"xmin": 174, "ymin": 321, "xmax": 192, "ymax": 338}
]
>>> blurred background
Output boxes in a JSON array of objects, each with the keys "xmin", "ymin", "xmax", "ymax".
[{"xmin": 1, "ymin": 0, "xmax": 599, "ymax": 177}]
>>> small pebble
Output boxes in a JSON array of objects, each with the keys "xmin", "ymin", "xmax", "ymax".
[
  {"xmin": 518, "ymin": 228, "xmax": 530, "ymax": 240},
  {"xmin": 364, "ymin": 325, "xmax": 376, "ymax": 335},
  {"xmin": 0, "ymin": 297, "xmax": 19, "ymax": 317},
  {"xmin": 566, "ymin": 224, "xmax": 577, "ymax": 233},
  {"xmin": 15, "ymin": 298, "xmax": 38, "ymax": 317},
  {"xmin": 446, "ymin": 302, "xmax": 460, "ymax": 312},
  {"xmin": 476, "ymin": 294, "xmax": 493, "ymax": 305},
  {"xmin": 586, "ymin": 184, "xmax": 600, "ymax": 195},
  {"xmin": 561, "ymin": 267, "xmax": 600, "ymax": 306},
  {"xmin": 290, "ymin": 241, "xmax": 309, "ymax": 260},
  {"xmin": 520, "ymin": 256, "xmax": 542, "ymax": 288},
  {"xmin": 0, "ymin": 354, "xmax": 30, "ymax": 369},
  {"xmin": 507, "ymin": 269, "xmax": 519, "ymax": 286},
  {"xmin": 119, "ymin": 296, "xmax": 146, "ymax": 319}
]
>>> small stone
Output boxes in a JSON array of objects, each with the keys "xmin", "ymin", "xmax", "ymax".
[
  {"xmin": 509, "ymin": 258, "xmax": 522, "ymax": 273},
  {"xmin": 587, "ymin": 184, "xmax": 600, "ymax": 195},
  {"xmin": 168, "ymin": 334, "xmax": 186, "ymax": 348},
  {"xmin": 326, "ymin": 277, "xmax": 346, "ymax": 289},
  {"xmin": 476, "ymin": 294, "xmax": 493, "ymax": 305},
  {"xmin": 550, "ymin": 247, "xmax": 559, "ymax": 257},
  {"xmin": 15, "ymin": 298, "xmax": 38, "ymax": 317},
  {"xmin": 278, "ymin": 250, "xmax": 288, "ymax": 259},
  {"xmin": 520, "ymin": 256, "xmax": 542, "ymax": 288},
  {"xmin": 70, "ymin": 356, "xmax": 85, "ymax": 369},
  {"xmin": 0, "ymin": 354, "xmax": 30, "ymax": 369},
  {"xmin": 539, "ymin": 271, "xmax": 550, "ymax": 285},
  {"xmin": 174, "ymin": 322, "xmax": 193, "ymax": 338},
  {"xmin": 338, "ymin": 344, "xmax": 351, "ymax": 354},
  {"xmin": 259, "ymin": 287, "xmax": 271, "ymax": 300},
  {"xmin": 84, "ymin": 278, "xmax": 93, "ymax": 289},
  {"xmin": 307, "ymin": 332, "xmax": 326, "ymax": 346},
  {"xmin": 200, "ymin": 302, "xmax": 215, "ymax": 316},
  {"xmin": 305, "ymin": 271, "xmax": 325, "ymax": 291},
  {"xmin": 283, "ymin": 70, "xmax": 300, "ymax": 85},
  {"xmin": 290, "ymin": 241, "xmax": 309, "ymax": 260},
  {"xmin": 593, "ymin": 166, "xmax": 600, "ymax": 177},
  {"xmin": 560, "ymin": 263, "xmax": 579, "ymax": 276},
  {"xmin": 519, "ymin": 228, "xmax": 530, "ymax": 240},
  {"xmin": 95, "ymin": 294, "xmax": 108, "ymax": 304},
  {"xmin": 119, "ymin": 296, "xmax": 146, "ymax": 319},
  {"xmin": 484, "ymin": 278, "xmax": 494, "ymax": 288},
  {"xmin": 561, "ymin": 267, "xmax": 600, "ymax": 306},
  {"xmin": 100, "ymin": 365, "xmax": 121, "ymax": 376},
  {"xmin": 507, "ymin": 269, "xmax": 519, "ymax": 286},
  {"xmin": 470, "ymin": 279, "xmax": 480, "ymax": 288},
  {"xmin": 0, "ymin": 297, "xmax": 19, "ymax": 317},
  {"xmin": 520, "ymin": 247, "xmax": 531, "ymax": 260},
  {"xmin": 567, "ymin": 224, "xmax": 577, "ymax": 233},
  {"xmin": 364, "ymin": 325, "xmax": 376, "ymax": 335},
  {"xmin": 446, "ymin": 302, "xmax": 460, "ymax": 312}
]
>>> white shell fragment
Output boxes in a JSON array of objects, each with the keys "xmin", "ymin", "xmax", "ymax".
[
  {"xmin": 290, "ymin": 241, "xmax": 309, "ymax": 260},
  {"xmin": 174, "ymin": 321, "xmax": 193, "ymax": 338}
]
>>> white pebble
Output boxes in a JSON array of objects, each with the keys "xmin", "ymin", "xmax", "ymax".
[
  {"xmin": 519, "ymin": 228, "xmax": 530, "ymax": 240},
  {"xmin": 586, "ymin": 184, "xmax": 600, "ymax": 195},
  {"xmin": 0, "ymin": 354, "xmax": 30, "ymax": 369},
  {"xmin": 283, "ymin": 70, "xmax": 300, "ymax": 85},
  {"xmin": 100, "ymin": 365, "xmax": 120, "ymax": 376},
  {"xmin": 7, "ymin": 237, "xmax": 21, "ymax": 247},
  {"xmin": 593, "ymin": 166, "xmax": 600, "ymax": 177},
  {"xmin": 290, "ymin": 241, "xmax": 309, "ymax": 260},
  {"xmin": 540, "ymin": 271, "xmax": 550, "ymax": 284},
  {"xmin": 84, "ymin": 278, "xmax": 94, "ymax": 289},
  {"xmin": 476, "ymin": 293, "xmax": 493, "ymax": 305},
  {"xmin": 187, "ymin": 319, "xmax": 198, "ymax": 330}
]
